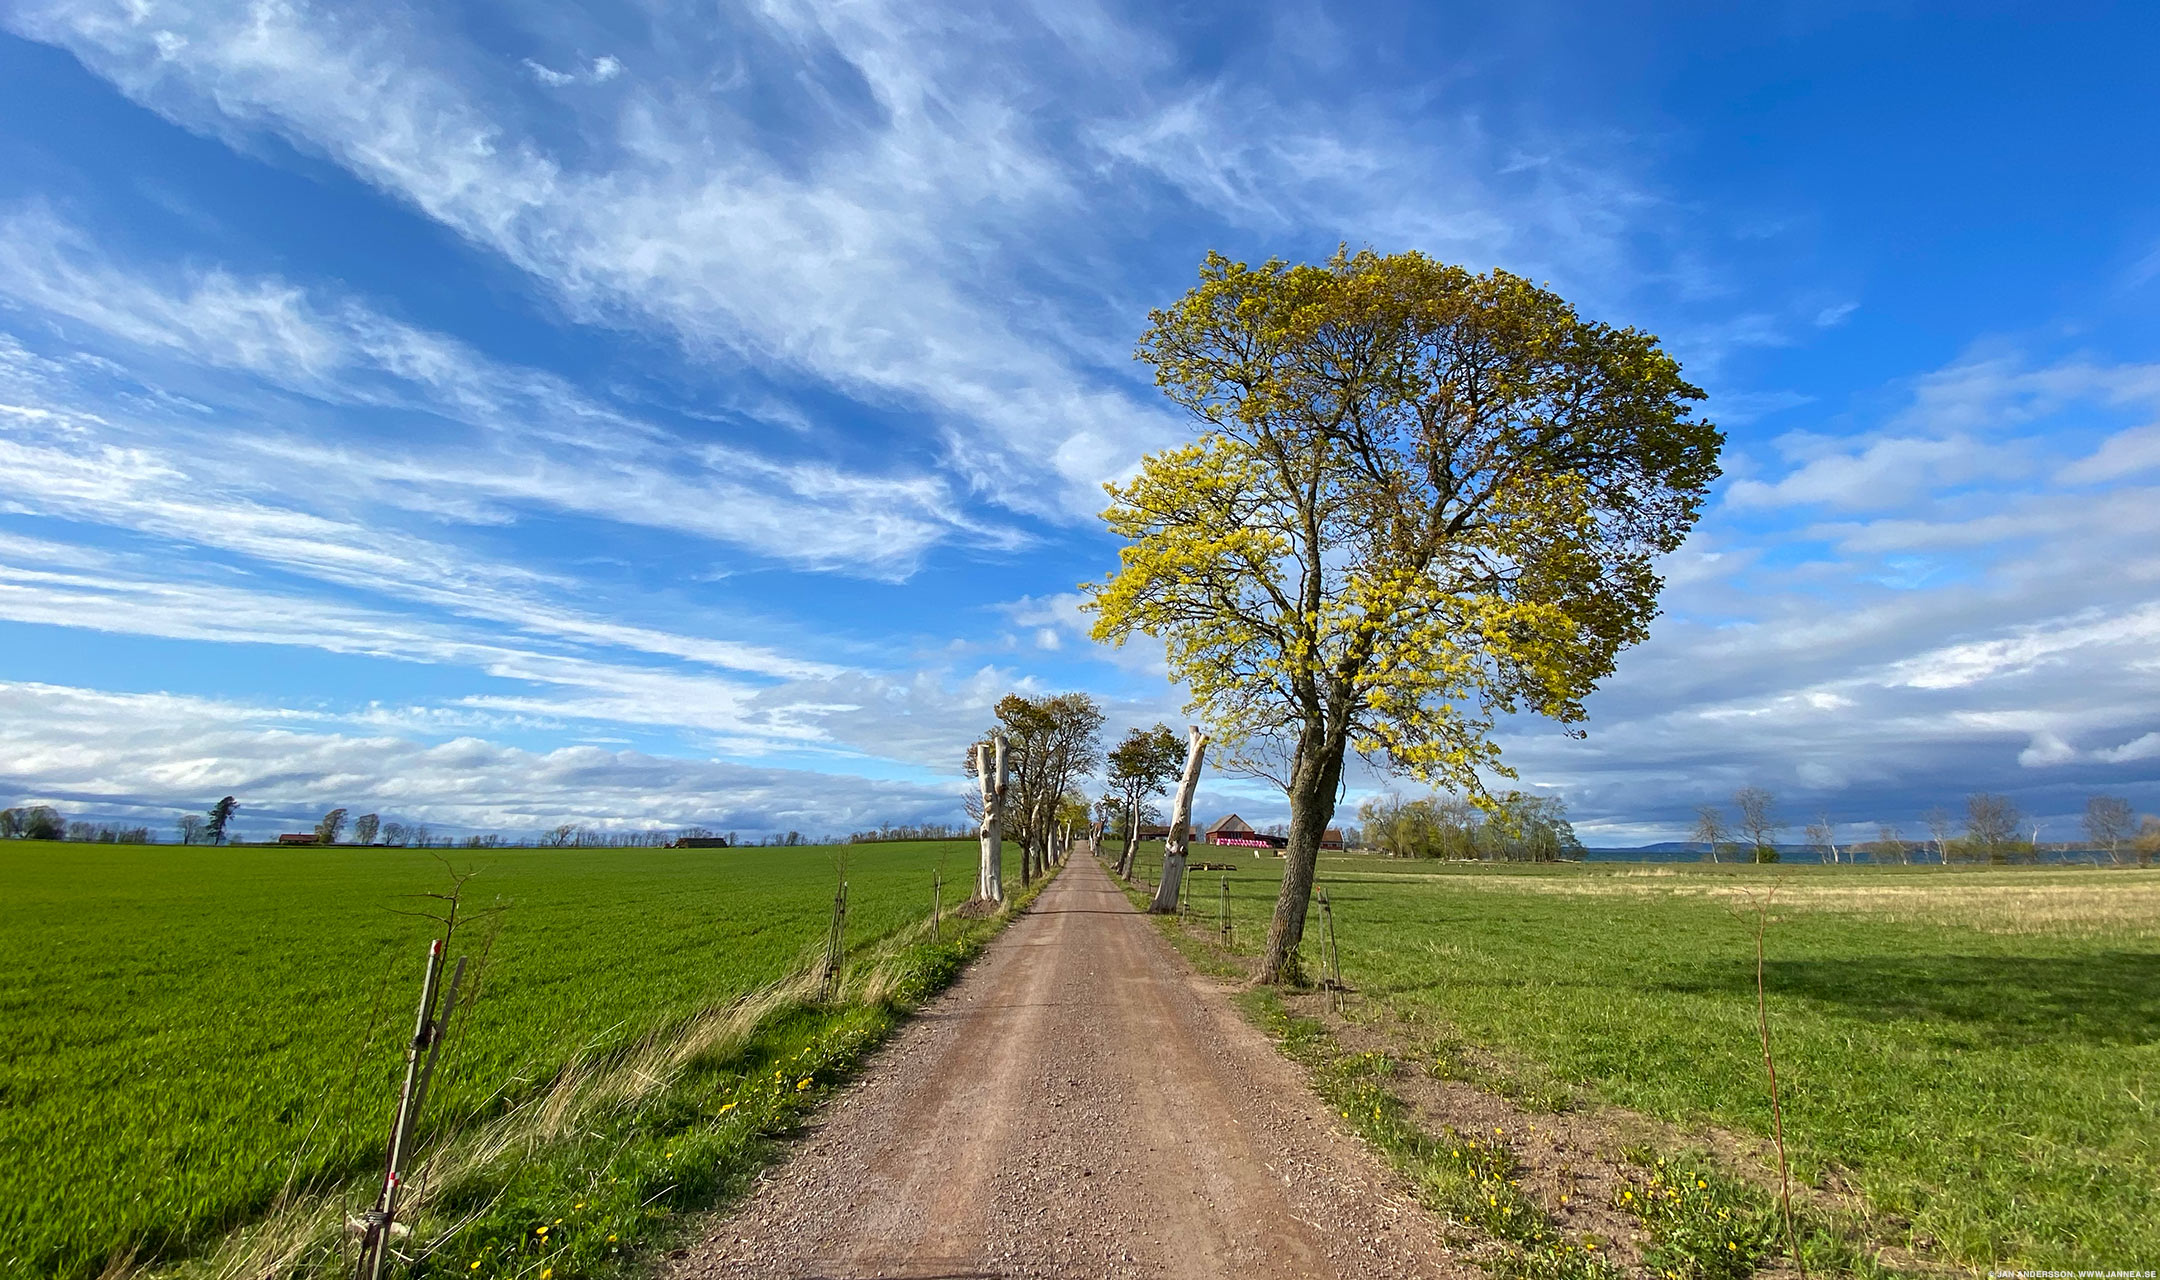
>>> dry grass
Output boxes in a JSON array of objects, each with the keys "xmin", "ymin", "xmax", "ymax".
[{"xmin": 1320, "ymin": 865, "xmax": 2160, "ymax": 939}]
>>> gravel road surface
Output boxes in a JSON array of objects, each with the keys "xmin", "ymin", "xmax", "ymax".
[{"xmin": 661, "ymin": 854, "xmax": 1471, "ymax": 1280}]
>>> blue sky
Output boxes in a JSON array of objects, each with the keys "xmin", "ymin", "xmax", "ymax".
[{"xmin": 2, "ymin": 0, "xmax": 2158, "ymax": 843}]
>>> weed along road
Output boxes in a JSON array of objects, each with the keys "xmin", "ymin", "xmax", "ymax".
[{"xmin": 666, "ymin": 853, "xmax": 1468, "ymax": 1280}]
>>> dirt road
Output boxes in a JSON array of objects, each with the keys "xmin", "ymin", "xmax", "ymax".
[{"xmin": 663, "ymin": 854, "xmax": 1470, "ymax": 1280}]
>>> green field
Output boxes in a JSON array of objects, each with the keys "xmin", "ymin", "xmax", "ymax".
[
  {"xmin": 1, "ymin": 838, "xmax": 1018, "ymax": 1280},
  {"xmin": 1124, "ymin": 845, "xmax": 2160, "ymax": 1272}
]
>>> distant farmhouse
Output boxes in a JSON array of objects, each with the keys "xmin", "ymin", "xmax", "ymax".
[
  {"xmin": 1126, "ymin": 815, "xmax": 1343, "ymax": 851},
  {"xmin": 1205, "ymin": 814, "xmax": 1268, "ymax": 847},
  {"xmin": 277, "ymin": 833, "xmax": 321, "ymax": 846},
  {"xmin": 1202, "ymin": 814, "xmax": 1343, "ymax": 851},
  {"xmin": 671, "ymin": 836, "xmax": 731, "ymax": 848}
]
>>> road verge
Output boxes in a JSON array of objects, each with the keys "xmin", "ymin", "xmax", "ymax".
[
  {"xmin": 152, "ymin": 867, "xmax": 1060, "ymax": 1280},
  {"xmin": 1099, "ymin": 852, "xmax": 1931, "ymax": 1279}
]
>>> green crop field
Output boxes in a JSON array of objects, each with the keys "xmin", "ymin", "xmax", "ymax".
[
  {"xmin": 1, "ymin": 838, "xmax": 1018, "ymax": 1280},
  {"xmin": 1123, "ymin": 845, "xmax": 2160, "ymax": 1273}
]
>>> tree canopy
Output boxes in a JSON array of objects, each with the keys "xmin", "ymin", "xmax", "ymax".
[
  {"xmin": 1087, "ymin": 248, "xmax": 1721, "ymax": 981},
  {"xmin": 1105, "ymin": 722, "xmax": 1184, "ymax": 874},
  {"xmin": 966, "ymin": 692, "xmax": 1104, "ymax": 884}
]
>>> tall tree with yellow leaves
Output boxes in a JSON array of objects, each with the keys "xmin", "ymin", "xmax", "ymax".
[{"xmin": 1087, "ymin": 249, "xmax": 1721, "ymax": 983}]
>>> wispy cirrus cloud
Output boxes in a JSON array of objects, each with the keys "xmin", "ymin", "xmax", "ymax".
[
  {"xmin": 4, "ymin": 0, "xmax": 1745, "ymax": 514},
  {"xmin": 0, "ymin": 206, "xmax": 1008, "ymax": 577}
]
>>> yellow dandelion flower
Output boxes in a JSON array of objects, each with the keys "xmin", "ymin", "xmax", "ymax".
[
  {"xmin": 535, "ymin": 1226, "xmax": 548, "ymax": 1237},
  {"xmin": 718, "ymin": 1101, "xmax": 738, "ymax": 1114},
  {"xmin": 470, "ymin": 1264, "xmax": 481, "ymax": 1273},
  {"xmin": 542, "ymin": 1271, "xmax": 552, "ymax": 1280}
]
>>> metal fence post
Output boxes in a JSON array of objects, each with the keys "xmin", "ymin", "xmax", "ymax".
[{"xmin": 1313, "ymin": 889, "xmax": 1330, "ymax": 1010}]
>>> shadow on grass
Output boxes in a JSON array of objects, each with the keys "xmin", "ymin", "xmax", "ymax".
[{"xmin": 1669, "ymin": 951, "xmax": 2160, "ymax": 1047}]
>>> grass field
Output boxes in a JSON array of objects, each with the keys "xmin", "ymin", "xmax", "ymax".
[
  {"xmin": 1123, "ymin": 844, "xmax": 2160, "ymax": 1272},
  {"xmin": 1, "ymin": 838, "xmax": 1019, "ymax": 1280}
]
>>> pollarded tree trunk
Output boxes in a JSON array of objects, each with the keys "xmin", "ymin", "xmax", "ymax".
[
  {"xmin": 1118, "ymin": 798, "xmax": 1140, "ymax": 878},
  {"xmin": 977, "ymin": 735, "xmax": 1007, "ymax": 902},
  {"xmin": 1149, "ymin": 728, "xmax": 1208, "ymax": 913},
  {"xmin": 1259, "ymin": 732, "xmax": 1346, "ymax": 984}
]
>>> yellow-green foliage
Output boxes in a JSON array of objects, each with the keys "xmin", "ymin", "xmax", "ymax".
[{"xmin": 1086, "ymin": 249, "xmax": 1722, "ymax": 795}]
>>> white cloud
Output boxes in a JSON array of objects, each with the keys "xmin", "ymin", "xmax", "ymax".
[
  {"xmin": 0, "ymin": 680, "xmax": 963, "ymax": 834},
  {"xmin": 0, "ymin": 0, "xmax": 1751, "ymax": 518},
  {"xmin": 2017, "ymin": 732, "xmax": 2078, "ymax": 767},
  {"xmin": 0, "ymin": 206, "xmax": 1007, "ymax": 577},
  {"xmin": 2060, "ymin": 421, "xmax": 2160, "ymax": 485},
  {"xmin": 2095, "ymin": 732, "xmax": 2160, "ymax": 764},
  {"xmin": 4, "ymin": 0, "xmax": 1189, "ymax": 514},
  {"xmin": 524, "ymin": 55, "xmax": 621, "ymax": 87},
  {"xmin": 1725, "ymin": 433, "xmax": 2022, "ymax": 511}
]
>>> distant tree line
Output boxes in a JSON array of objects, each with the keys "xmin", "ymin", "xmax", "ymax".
[
  {"xmin": 847, "ymin": 822, "xmax": 975, "ymax": 843},
  {"xmin": 1, "ymin": 806, "xmax": 153, "ymax": 843},
  {"xmin": 0, "ymin": 806, "xmax": 66, "ymax": 840},
  {"xmin": 1357, "ymin": 791, "xmax": 1584, "ymax": 862},
  {"xmin": 1691, "ymin": 787, "xmax": 2160, "ymax": 866}
]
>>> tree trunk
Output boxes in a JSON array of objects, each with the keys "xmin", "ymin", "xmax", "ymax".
[
  {"xmin": 1117, "ymin": 797, "xmax": 1140, "ymax": 878},
  {"xmin": 977, "ymin": 736, "xmax": 1006, "ymax": 902},
  {"xmin": 1149, "ymin": 729, "xmax": 1207, "ymax": 913},
  {"xmin": 1258, "ymin": 732, "xmax": 1345, "ymax": 984}
]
